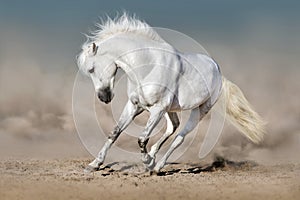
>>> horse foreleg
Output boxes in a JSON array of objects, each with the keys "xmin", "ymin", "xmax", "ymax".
[
  {"xmin": 85, "ymin": 101, "xmax": 143, "ymax": 173},
  {"xmin": 138, "ymin": 106, "xmax": 166, "ymax": 168},
  {"xmin": 153, "ymin": 103, "xmax": 211, "ymax": 173},
  {"xmin": 146, "ymin": 112, "xmax": 180, "ymax": 169}
]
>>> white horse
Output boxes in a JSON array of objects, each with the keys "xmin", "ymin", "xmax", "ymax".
[{"xmin": 77, "ymin": 14, "xmax": 265, "ymax": 173}]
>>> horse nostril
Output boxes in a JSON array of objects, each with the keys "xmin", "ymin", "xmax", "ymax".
[
  {"xmin": 97, "ymin": 87, "xmax": 112, "ymax": 104},
  {"xmin": 97, "ymin": 92, "xmax": 102, "ymax": 100}
]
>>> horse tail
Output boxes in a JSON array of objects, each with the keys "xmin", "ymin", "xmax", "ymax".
[{"xmin": 220, "ymin": 76, "xmax": 266, "ymax": 144}]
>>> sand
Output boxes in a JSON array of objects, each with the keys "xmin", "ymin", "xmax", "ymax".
[{"xmin": 1, "ymin": 158, "xmax": 299, "ymax": 200}]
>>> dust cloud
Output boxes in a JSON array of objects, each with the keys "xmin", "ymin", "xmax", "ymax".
[
  {"xmin": 0, "ymin": 49, "xmax": 86, "ymax": 158},
  {"xmin": 0, "ymin": 37, "xmax": 299, "ymax": 165},
  {"xmin": 204, "ymin": 44, "xmax": 300, "ymax": 165},
  {"xmin": 0, "ymin": 61, "xmax": 74, "ymax": 138}
]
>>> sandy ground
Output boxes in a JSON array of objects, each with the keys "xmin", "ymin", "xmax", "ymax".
[{"xmin": 1, "ymin": 158, "xmax": 299, "ymax": 200}]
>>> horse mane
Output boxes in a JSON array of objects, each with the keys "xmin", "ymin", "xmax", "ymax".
[{"xmin": 84, "ymin": 13, "xmax": 165, "ymax": 46}]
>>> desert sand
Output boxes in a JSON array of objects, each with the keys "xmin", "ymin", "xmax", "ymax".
[{"xmin": 1, "ymin": 158, "xmax": 299, "ymax": 200}]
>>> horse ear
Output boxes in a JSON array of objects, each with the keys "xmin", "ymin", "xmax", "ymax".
[{"xmin": 92, "ymin": 43, "xmax": 98, "ymax": 55}]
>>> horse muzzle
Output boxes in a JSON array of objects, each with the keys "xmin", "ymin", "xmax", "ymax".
[{"xmin": 97, "ymin": 87, "xmax": 113, "ymax": 104}]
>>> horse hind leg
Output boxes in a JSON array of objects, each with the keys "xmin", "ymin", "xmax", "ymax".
[
  {"xmin": 153, "ymin": 101, "xmax": 212, "ymax": 173},
  {"xmin": 85, "ymin": 101, "xmax": 143, "ymax": 173},
  {"xmin": 137, "ymin": 106, "xmax": 166, "ymax": 167},
  {"xmin": 145, "ymin": 112, "xmax": 180, "ymax": 169}
]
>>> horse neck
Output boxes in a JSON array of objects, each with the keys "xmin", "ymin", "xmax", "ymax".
[{"xmin": 108, "ymin": 34, "xmax": 154, "ymax": 78}]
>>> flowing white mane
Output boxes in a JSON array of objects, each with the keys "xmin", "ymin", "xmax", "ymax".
[{"xmin": 84, "ymin": 13, "xmax": 164, "ymax": 47}]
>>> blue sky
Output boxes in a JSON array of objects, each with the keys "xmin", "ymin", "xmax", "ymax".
[
  {"xmin": 0, "ymin": 0, "xmax": 299, "ymax": 70},
  {"xmin": 1, "ymin": 0, "xmax": 299, "ymax": 35}
]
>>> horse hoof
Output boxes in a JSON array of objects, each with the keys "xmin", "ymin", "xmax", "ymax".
[
  {"xmin": 149, "ymin": 170, "xmax": 159, "ymax": 176},
  {"xmin": 84, "ymin": 165, "xmax": 99, "ymax": 174}
]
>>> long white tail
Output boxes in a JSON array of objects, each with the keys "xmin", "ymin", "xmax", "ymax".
[{"xmin": 220, "ymin": 77, "xmax": 266, "ymax": 144}]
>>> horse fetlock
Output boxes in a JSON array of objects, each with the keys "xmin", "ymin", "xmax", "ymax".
[
  {"xmin": 138, "ymin": 137, "xmax": 149, "ymax": 153},
  {"xmin": 146, "ymin": 157, "xmax": 156, "ymax": 170},
  {"xmin": 138, "ymin": 137, "xmax": 149, "ymax": 146},
  {"xmin": 141, "ymin": 153, "xmax": 156, "ymax": 170},
  {"xmin": 141, "ymin": 153, "xmax": 151, "ymax": 164}
]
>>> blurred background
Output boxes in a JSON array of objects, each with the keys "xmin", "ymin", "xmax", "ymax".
[{"xmin": 0, "ymin": 0, "xmax": 299, "ymax": 164}]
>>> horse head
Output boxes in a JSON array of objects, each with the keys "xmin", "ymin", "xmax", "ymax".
[{"xmin": 77, "ymin": 42, "xmax": 118, "ymax": 104}]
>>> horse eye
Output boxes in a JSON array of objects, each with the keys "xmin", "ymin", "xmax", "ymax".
[{"xmin": 88, "ymin": 67, "xmax": 95, "ymax": 73}]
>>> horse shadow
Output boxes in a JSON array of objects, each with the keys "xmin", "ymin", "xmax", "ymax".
[
  {"xmin": 156, "ymin": 157, "xmax": 257, "ymax": 176},
  {"xmin": 91, "ymin": 157, "xmax": 257, "ymax": 177}
]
